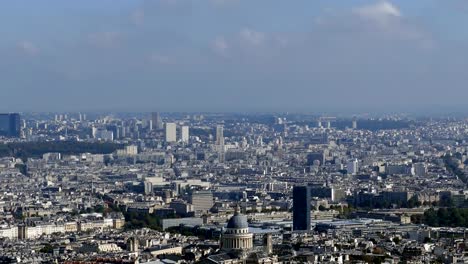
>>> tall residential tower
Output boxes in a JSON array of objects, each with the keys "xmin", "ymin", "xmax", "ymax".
[
  {"xmin": 151, "ymin": 112, "xmax": 163, "ymax": 130},
  {"xmin": 165, "ymin": 123, "xmax": 177, "ymax": 143},
  {"xmin": 293, "ymin": 186, "xmax": 311, "ymax": 231}
]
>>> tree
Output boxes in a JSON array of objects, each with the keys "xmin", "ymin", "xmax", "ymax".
[
  {"xmin": 14, "ymin": 164, "xmax": 28, "ymax": 175},
  {"xmin": 439, "ymin": 196, "xmax": 454, "ymax": 207},
  {"xmin": 40, "ymin": 244, "xmax": 54, "ymax": 254},
  {"xmin": 423, "ymin": 207, "xmax": 468, "ymax": 228},
  {"xmin": 407, "ymin": 195, "xmax": 421, "ymax": 208}
]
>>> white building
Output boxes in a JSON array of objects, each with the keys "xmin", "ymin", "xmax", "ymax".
[
  {"xmin": 126, "ymin": 145, "xmax": 138, "ymax": 155},
  {"xmin": 0, "ymin": 226, "xmax": 18, "ymax": 240},
  {"xmin": 221, "ymin": 208, "xmax": 253, "ymax": 251},
  {"xmin": 352, "ymin": 118, "xmax": 358, "ymax": 129},
  {"xmin": 412, "ymin": 162, "xmax": 427, "ymax": 177},
  {"xmin": 181, "ymin": 126, "xmax": 189, "ymax": 143},
  {"xmin": 216, "ymin": 125, "xmax": 224, "ymax": 146},
  {"xmin": 93, "ymin": 128, "xmax": 113, "ymax": 141},
  {"xmin": 165, "ymin": 123, "xmax": 177, "ymax": 143}
]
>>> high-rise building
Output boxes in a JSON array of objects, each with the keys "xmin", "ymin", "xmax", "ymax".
[
  {"xmin": 151, "ymin": 112, "xmax": 163, "ymax": 130},
  {"xmin": 216, "ymin": 125, "xmax": 224, "ymax": 146},
  {"xmin": 216, "ymin": 125, "xmax": 225, "ymax": 162},
  {"xmin": 181, "ymin": 126, "xmax": 189, "ymax": 143},
  {"xmin": 106, "ymin": 125, "xmax": 119, "ymax": 139},
  {"xmin": 352, "ymin": 117, "xmax": 358, "ymax": 130},
  {"xmin": 293, "ymin": 186, "xmax": 311, "ymax": 231},
  {"xmin": 93, "ymin": 128, "xmax": 114, "ymax": 141},
  {"xmin": 347, "ymin": 159, "xmax": 359, "ymax": 175},
  {"xmin": 0, "ymin": 113, "xmax": 20, "ymax": 137},
  {"xmin": 148, "ymin": 120, "xmax": 153, "ymax": 131},
  {"xmin": 317, "ymin": 119, "xmax": 323, "ymax": 128},
  {"xmin": 165, "ymin": 123, "xmax": 177, "ymax": 142}
]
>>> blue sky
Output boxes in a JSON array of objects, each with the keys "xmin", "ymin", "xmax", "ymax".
[{"xmin": 1, "ymin": 0, "xmax": 467, "ymax": 113}]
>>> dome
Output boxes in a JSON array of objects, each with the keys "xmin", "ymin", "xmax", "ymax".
[{"xmin": 226, "ymin": 212, "xmax": 249, "ymax": 229}]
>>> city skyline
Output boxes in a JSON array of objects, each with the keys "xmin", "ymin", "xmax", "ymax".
[
  {"xmin": 0, "ymin": 109, "xmax": 468, "ymax": 262},
  {"xmin": 2, "ymin": 0, "xmax": 468, "ymax": 112},
  {"xmin": 4, "ymin": 1, "xmax": 468, "ymax": 262}
]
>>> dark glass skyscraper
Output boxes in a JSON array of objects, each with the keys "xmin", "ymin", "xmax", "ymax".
[
  {"xmin": 0, "ymin": 113, "xmax": 20, "ymax": 137},
  {"xmin": 293, "ymin": 186, "xmax": 311, "ymax": 231}
]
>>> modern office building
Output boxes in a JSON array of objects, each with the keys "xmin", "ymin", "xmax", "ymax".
[
  {"xmin": 0, "ymin": 113, "xmax": 21, "ymax": 137},
  {"xmin": 347, "ymin": 159, "xmax": 359, "ymax": 175},
  {"xmin": 181, "ymin": 126, "xmax": 189, "ymax": 143},
  {"xmin": 189, "ymin": 190, "xmax": 214, "ymax": 214},
  {"xmin": 165, "ymin": 123, "xmax": 177, "ymax": 143},
  {"xmin": 293, "ymin": 186, "xmax": 311, "ymax": 231},
  {"xmin": 309, "ymin": 186, "xmax": 346, "ymax": 202}
]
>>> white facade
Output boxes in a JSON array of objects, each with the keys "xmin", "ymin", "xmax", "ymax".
[
  {"xmin": 4, "ymin": 217, "xmax": 124, "ymax": 241},
  {"xmin": 412, "ymin": 162, "xmax": 427, "ymax": 177},
  {"xmin": 0, "ymin": 226, "xmax": 18, "ymax": 240},
  {"xmin": 165, "ymin": 123, "xmax": 177, "ymax": 143},
  {"xmin": 181, "ymin": 126, "xmax": 189, "ymax": 143},
  {"xmin": 221, "ymin": 211, "xmax": 253, "ymax": 251},
  {"xmin": 216, "ymin": 125, "xmax": 224, "ymax": 146},
  {"xmin": 126, "ymin": 145, "xmax": 138, "ymax": 155},
  {"xmin": 94, "ymin": 128, "xmax": 113, "ymax": 141}
]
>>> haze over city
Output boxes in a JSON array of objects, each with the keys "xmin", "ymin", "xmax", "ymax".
[
  {"xmin": 2, "ymin": 0, "xmax": 468, "ymax": 112},
  {"xmin": 3, "ymin": 1, "xmax": 468, "ymax": 263}
]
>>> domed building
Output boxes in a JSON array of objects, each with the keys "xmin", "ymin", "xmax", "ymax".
[
  {"xmin": 205, "ymin": 207, "xmax": 279, "ymax": 264},
  {"xmin": 221, "ymin": 208, "xmax": 253, "ymax": 251}
]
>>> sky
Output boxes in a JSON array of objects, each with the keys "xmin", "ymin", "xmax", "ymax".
[{"xmin": 1, "ymin": 0, "xmax": 468, "ymax": 113}]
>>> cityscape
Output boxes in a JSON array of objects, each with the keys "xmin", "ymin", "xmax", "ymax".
[
  {"xmin": 0, "ymin": 112, "xmax": 468, "ymax": 263},
  {"xmin": 3, "ymin": 0, "xmax": 468, "ymax": 263}
]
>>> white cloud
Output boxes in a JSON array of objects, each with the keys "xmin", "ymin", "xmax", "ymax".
[
  {"xmin": 239, "ymin": 28, "xmax": 266, "ymax": 46},
  {"xmin": 353, "ymin": 1, "xmax": 401, "ymax": 27},
  {"xmin": 211, "ymin": 29, "xmax": 290, "ymax": 59},
  {"xmin": 17, "ymin": 41, "xmax": 39, "ymax": 55}
]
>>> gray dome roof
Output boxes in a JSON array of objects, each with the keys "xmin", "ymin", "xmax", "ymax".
[{"xmin": 226, "ymin": 212, "xmax": 249, "ymax": 229}]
